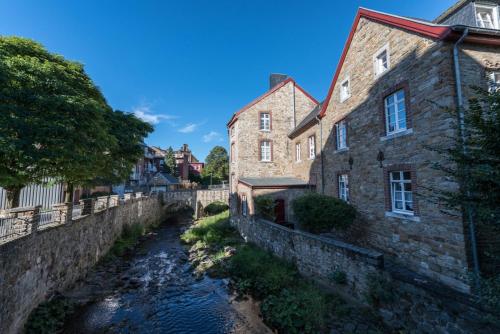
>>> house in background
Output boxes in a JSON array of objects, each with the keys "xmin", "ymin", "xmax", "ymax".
[
  {"xmin": 229, "ymin": 0, "xmax": 500, "ymax": 293},
  {"xmin": 175, "ymin": 144, "xmax": 204, "ymax": 180},
  {"xmin": 148, "ymin": 172, "xmax": 180, "ymax": 192}
]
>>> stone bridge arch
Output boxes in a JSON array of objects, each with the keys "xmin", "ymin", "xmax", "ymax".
[{"xmin": 162, "ymin": 189, "xmax": 229, "ymax": 218}]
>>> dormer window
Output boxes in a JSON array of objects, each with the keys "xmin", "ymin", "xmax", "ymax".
[
  {"xmin": 476, "ymin": 4, "xmax": 499, "ymax": 29},
  {"xmin": 374, "ymin": 45, "xmax": 390, "ymax": 77},
  {"xmin": 340, "ymin": 78, "xmax": 351, "ymax": 102}
]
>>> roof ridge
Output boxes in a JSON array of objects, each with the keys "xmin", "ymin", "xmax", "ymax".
[{"xmin": 227, "ymin": 78, "xmax": 318, "ymax": 127}]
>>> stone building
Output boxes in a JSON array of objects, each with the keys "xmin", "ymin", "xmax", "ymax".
[
  {"xmin": 227, "ymin": 74, "xmax": 319, "ymax": 223},
  {"xmin": 228, "ymin": 1, "xmax": 500, "ymax": 292},
  {"xmin": 175, "ymin": 144, "xmax": 204, "ymax": 180}
]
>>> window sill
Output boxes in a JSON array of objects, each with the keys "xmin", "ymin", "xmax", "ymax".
[
  {"xmin": 340, "ymin": 95, "xmax": 351, "ymax": 103},
  {"xmin": 335, "ymin": 147, "xmax": 349, "ymax": 153},
  {"xmin": 380, "ymin": 128, "xmax": 413, "ymax": 141},
  {"xmin": 260, "ymin": 161, "xmax": 273, "ymax": 163},
  {"xmin": 374, "ymin": 70, "xmax": 388, "ymax": 80},
  {"xmin": 259, "ymin": 130, "xmax": 271, "ymax": 133},
  {"xmin": 385, "ymin": 211, "xmax": 420, "ymax": 222}
]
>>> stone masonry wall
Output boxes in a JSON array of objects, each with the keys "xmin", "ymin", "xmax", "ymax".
[
  {"xmin": 317, "ymin": 17, "xmax": 474, "ymax": 292},
  {"xmin": 229, "ymin": 81, "xmax": 317, "ymax": 185},
  {"xmin": 0, "ymin": 196, "xmax": 169, "ymax": 334},
  {"xmin": 231, "ymin": 215, "xmax": 499, "ymax": 334}
]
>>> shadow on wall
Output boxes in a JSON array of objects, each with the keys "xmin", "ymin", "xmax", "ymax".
[{"xmin": 305, "ymin": 42, "xmax": 494, "ymax": 278}]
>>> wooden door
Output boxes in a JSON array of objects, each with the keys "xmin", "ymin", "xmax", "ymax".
[{"xmin": 274, "ymin": 199, "xmax": 285, "ymax": 224}]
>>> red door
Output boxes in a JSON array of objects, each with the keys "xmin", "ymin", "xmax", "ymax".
[{"xmin": 274, "ymin": 199, "xmax": 285, "ymax": 224}]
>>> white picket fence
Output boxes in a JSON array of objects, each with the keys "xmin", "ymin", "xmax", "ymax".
[{"xmin": 0, "ymin": 183, "xmax": 64, "ymax": 210}]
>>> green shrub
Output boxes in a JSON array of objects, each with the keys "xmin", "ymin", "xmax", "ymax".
[
  {"xmin": 254, "ymin": 195, "xmax": 276, "ymax": 220},
  {"xmin": 292, "ymin": 193, "xmax": 356, "ymax": 233},
  {"xmin": 476, "ymin": 274, "xmax": 500, "ymax": 311},
  {"xmin": 228, "ymin": 245, "xmax": 298, "ymax": 298},
  {"xmin": 181, "ymin": 211, "xmax": 239, "ymax": 247},
  {"xmin": 261, "ymin": 284, "xmax": 330, "ymax": 334},
  {"xmin": 330, "ymin": 270, "xmax": 348, "ymax": 285},
  {"xmin": 203, "ymin": 201, "xmax": 229, "ymax": 216},
  {"xmin": 25, "ymin": 295, "xmax": 75, "ymax": 334},
  {"xmin": 365, "ymin": 272, "xmax": 395, "ymax": 306}
]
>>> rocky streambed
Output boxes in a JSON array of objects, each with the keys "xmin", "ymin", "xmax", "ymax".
[{"xmin": 57, "ymin": 213, "xmax": 270, "ymax": 334}]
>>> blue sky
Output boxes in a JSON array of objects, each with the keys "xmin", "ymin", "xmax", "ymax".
[{"xmin": 0, "ymin": 0, "xmax": 456, "ymax": 160}]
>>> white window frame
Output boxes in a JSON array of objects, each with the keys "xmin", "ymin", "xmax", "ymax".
[
  {"xmin": 260, "ymin": 140, "xmax": 271, "ymax": 162},
  {"xmin": 390, "ymin": 171, "xmax": 414, "ymax": 215},
  {"xmin": 260, "ymin": 112, "xmax": 271, "ymax": 131},
  {"xmin": 384, "ymin": 89, "xmax": 407, "ymax": 135},
  {"xmin": 489, "ymin": 71, "xmax": 500, "ymax": 92},
  {"xmin": 308, "ymin": 135, "xmax": 315, "ymax": 160},
  {"xmin": 340, "ymin": 77, "xmax": 351, "ymax": 102},
  {"xmin": 295, "ymin": 143, "xmax": 301, "ymax": 162},
  {"xmin": 475, "ymin": 4, "xmax": 499, "ymax": 29},
  {"xmin": 335, "ymin": 120, "xmax": 347, "ymax": 150},
  {"xmin": 373, "ymin": 44, "xmax": 390, "ymax": 77},
  {"xmin": 338, "ymin": 174, "xmax": 349, "ymax": 202}
]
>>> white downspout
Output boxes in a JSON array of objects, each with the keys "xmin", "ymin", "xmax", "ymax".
[{"xmin": 453, "ymin": 28, "xmax": 480, "ymax": 277}]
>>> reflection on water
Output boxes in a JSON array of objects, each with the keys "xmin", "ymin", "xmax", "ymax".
[{"xmin": 62, "ymin": 215, "xmax": 261, "ymax": 334}]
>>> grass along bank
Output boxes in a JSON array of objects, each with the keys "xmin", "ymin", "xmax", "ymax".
[{"xmin": 181, "ymin": 210, "xmax": 387, "ymax": 334}]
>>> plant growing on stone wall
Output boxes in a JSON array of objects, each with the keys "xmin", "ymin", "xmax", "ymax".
[
  {"xmin": 291, "ymin": 193, "xmax": 356, "ymax": 233},
  {"xmin": 330, "ymin": 270, "xmax": 348, "ymax": 285},
  {"xmin": 24, "ymin": 295, "xmax": 75, "ymax": 334},
  {"xmin": 260, "ymin": 284, "xmax": 332, "ymax": 334},
  {"xmin": 364, "ymin": 272, "xmax": 395, "ymax": 307},
  {"xmin": 254, "ymin": 195, "xmax": 276, "ymax": 221}
]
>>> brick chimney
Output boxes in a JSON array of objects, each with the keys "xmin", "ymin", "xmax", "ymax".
[
  {"xmin": 269, "ymin": 73, "xmax": 288, "ymax": 89},
  {"xmin": 181, "ymin": 153, "xmax": 189, "ymax": 181}
]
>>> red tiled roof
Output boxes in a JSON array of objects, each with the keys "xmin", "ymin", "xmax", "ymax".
[
  {"xmin": 227, "ymin": 78, "xmax": 318, "ymax": 127},
  {"xmin": 318, "ymin": 7, "xmax": 500, "ymax": 119}
]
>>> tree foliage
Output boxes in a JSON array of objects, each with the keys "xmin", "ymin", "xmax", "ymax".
[
  {"xmin": 92, "ymin": 111, "xmax": 153, "ymax": 186},
  {"xmin": 0, "ymin": 36, "xmax": 152, "ymax": 206},
  {"xmin": 429, "ymin": 87, "xmax": 500, "ymax": 276},
  {"xmin": 164, "ymin": 146, "xmax": 177, "ymax": 175},
  {"xmin": 202, "ymin": 146, "xmax": 229, "ymax": 183},
  {"xmin": 254, "ymin": 195, "xmax": 276, "ymax": 221}
]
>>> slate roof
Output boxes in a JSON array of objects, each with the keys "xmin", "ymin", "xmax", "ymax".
[
  {"xmin": 434, "ymin": 0, "xmax": 469, "ymax": 24},
  {"xmin": 239, "ymin": 177, "xmax": 311, "ymax": 188},
  {"xmin": 288, "ymin": 102, "xmax": 323, "ymax": 138},
  {"xmin": 149, "ymin": 172, "xmax": 180, "ymax": 186}
]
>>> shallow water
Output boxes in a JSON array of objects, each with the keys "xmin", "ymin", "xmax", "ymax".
[{"xmin": 62, "ymin": 214, "xmax": 268, "ymax": 334}]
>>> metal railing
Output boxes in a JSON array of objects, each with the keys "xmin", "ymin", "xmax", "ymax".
[{"xmin": 0, "ymin": 192, "xmax": 147, "ymax": 245}]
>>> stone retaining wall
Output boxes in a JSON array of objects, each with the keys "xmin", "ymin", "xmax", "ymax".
[
  {"xmin": 231, "ymin": 215, "xmax": 499, "ymax": 334},
  {"xmin": 0, "ymin": 196, "xmax": 168, "ymax": 334}
]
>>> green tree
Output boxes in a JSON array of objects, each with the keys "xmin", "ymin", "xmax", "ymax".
[
  {"xmin": 0, "ymin": 36, "xmax": 152, "ymax": 207},
  {"xmin": 429, "ymin": 87, "xmax": 499, "ymax": 278},
  {"xmin": 92, "ymin": 110, "xmax": 153, "ymax": 187},
  {"xmin": 164, "ymin": 146, "xmax": 177, "ymax": 175},
  {"xmin": 202, "ymin": 146, "xmax": 229, "ymax": 184}
]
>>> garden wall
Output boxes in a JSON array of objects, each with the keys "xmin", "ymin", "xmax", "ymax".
[
  {"xmin": 231, "ymin": 215, "xmax": 499, "ymax": 334},
  {"xmin": 0, "ymin": 195, "xmax": 169, "ymax": 334}
]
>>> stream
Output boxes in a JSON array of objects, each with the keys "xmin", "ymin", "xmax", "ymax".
[{"xmin": 61, "ymin": 213, "xmax": 270, "ymax": 334}]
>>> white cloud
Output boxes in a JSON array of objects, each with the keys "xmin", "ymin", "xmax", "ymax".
[
  {"xmin": 178, "ymin": 123, "xmax": 200, "ymax": 133},
  {"xmin": 132, "ymin": 105, "xmax": 176, "ymax": 125},
  {"xmin": 203, "ymin": 131, "xmax": 223, "ymax": 143}
]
